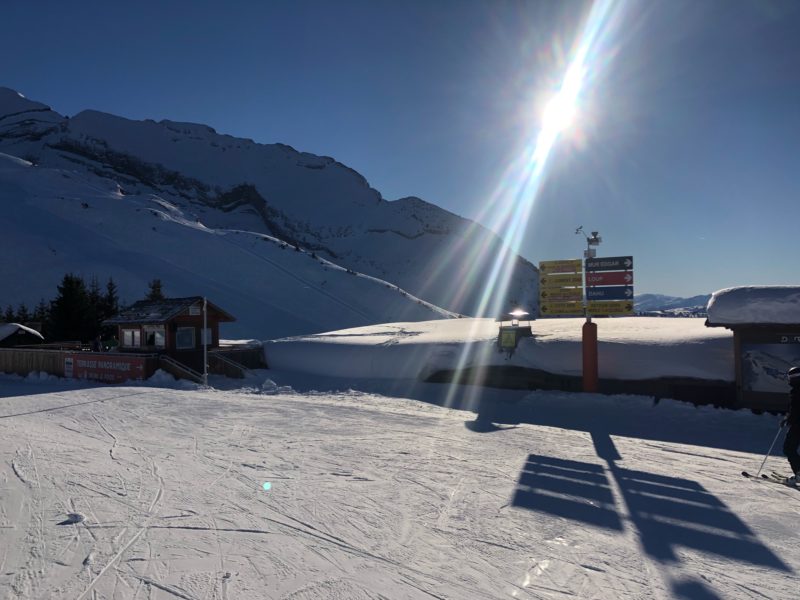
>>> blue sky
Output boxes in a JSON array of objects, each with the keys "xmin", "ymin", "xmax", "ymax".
[{"xmin": 2, "ymin": 0, "xmax": 799, "ymax": 296}]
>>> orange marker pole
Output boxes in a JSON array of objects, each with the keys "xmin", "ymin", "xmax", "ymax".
[{"xmin": 582, "ymin": 318, "xmax": 598, "ymax": 393}]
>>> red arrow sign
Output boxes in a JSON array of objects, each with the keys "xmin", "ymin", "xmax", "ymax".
[{"xmin": 586, "ymin": 271, "xmax": 634, "ymax": 286}]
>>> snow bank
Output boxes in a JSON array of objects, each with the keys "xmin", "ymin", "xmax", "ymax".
[
  {"xmin": 265, "ymin": 317, "xmax": 734, "ymax": 382},
  {"xmin": 707, "ymin": 286, "xmax": 800, "ymax": 326}
]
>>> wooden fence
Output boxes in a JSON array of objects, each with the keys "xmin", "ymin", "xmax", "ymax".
[{"xmin": 0, "ymin": 348, "xmax": 67, "ymax": 377}]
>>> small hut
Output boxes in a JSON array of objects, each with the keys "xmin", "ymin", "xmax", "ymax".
[
  {"xmin": 706, "ymin": 286, "xmax": 800, "ymax": 410},
  {"xmin": 104, "ymin": 297, "xmax": 235, "ymax": 372}
]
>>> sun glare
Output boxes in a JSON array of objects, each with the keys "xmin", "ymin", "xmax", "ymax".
[
  {"xmin": 542, "ymin": 92, "xmax": 577, "ymax": 134},
  {"xmin": 422, "ymin": 0, "xmax": 622, "ymax": 413}
]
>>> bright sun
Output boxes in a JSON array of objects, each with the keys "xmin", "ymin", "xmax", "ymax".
[
  {"xmin": 542, "ymin": 91, "xmax": 578, "ymax": 133},
  {"xmin": 540, "ymin": 60, "xmax": 586, "ymax": 135}
]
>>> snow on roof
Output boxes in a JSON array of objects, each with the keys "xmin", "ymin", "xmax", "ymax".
[
  {"xmin": 104, "ymin": 297, "xmax": 235, "ymax": 325},
  {"xmin": 706, "ymin": 286, "xmax": 800, "ymax": 327},
  {"xmin": 0, "ymin": 322, "xmax": 44, "ymax": 342}
]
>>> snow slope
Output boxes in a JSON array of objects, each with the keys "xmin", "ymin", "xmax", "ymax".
[
  {"xmin": 0, "ymin": 151, "xmax": 455, "ymax": 339},
  {"xmin": 0, "ymin": 374, "xmax": 797, "ymax": 599},
  {"xmin": 265, "ymin": 317, "xmax": 735, "ymax": 382},
  {"xmin": 0, "ymin": 87, "xmax": 539, "ymax": 319}
]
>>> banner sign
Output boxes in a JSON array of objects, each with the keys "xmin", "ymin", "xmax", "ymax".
[{"xmin": 64, "ymin": 353, "xmax": 148, "ymax": 383}]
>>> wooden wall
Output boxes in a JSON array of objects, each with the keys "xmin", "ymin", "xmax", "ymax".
[{"xmin": 0, "ymin": 348, "xmax": 66, "ymax": 377}]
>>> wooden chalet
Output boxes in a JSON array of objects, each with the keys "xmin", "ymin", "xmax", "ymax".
[{"xmin": 103, "ymin": 297, "xmax": 235, "ymax": 372}]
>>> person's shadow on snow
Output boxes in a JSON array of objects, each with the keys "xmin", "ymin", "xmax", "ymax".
[{"xmin": 464, "ymin": 409, "xmax": 519, "ymax": 433}]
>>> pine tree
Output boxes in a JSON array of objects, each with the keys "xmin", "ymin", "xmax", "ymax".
[
  {"xmin": 146, "ymin": 279, "xmax": 165, "ymax": 301},
  {"xmin": 50, "ymin": 274, "xmax": 92, "ymax": 342},
  {"xmin": 3, "ymin": 305, "xmax": 14, "ymax": 323},
  {"xmin": 33, "ymin": 298, "xmax": 49, "ymax": 322},
  {"xmin": 87, "ymin": 276, "xmax": 103, "ymax": 339},
  {"xmin": 101, "ymin": 277, "xmax": 120, "ymax": 337},
  {"xmin": 33, "ymin": 298, "xmax": 51, "ymax": 338},
  {"xmin": 16, "ymin": 303, "xmax": 30, "ymax": 323}
]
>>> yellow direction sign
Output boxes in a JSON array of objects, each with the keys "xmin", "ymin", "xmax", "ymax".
[
  {"xmin": 539, "ymin": 273, "xmax": 583, "ymax": 288},
  {"xmin": 539, "ymin": 259, "xmax": 583, "ymax": 275},
  {"xmin": 587, "ymin": 301, "xmax": 634, "ymax": 316},
  {"xmin": 540, "ymin": 301, "xmax": 585, "ymax": 316},
  {"xmin": 540, "ymin": 287, "xmax": 583, "ymax": 302}
]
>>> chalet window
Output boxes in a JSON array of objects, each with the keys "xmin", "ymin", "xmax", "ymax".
[
  {"xmin": 200, "ymin": 327, "xmax": 213, "ymax": 345},
  {"xmin": 122, "ymin": 329, "xmax": 141, "ymax": 347},
  {"xmin": 176, "ymin": 327, "xmax": 195, "ymax": 350},
  {"xmin": 143, "ymin": 325, "xmax": 166, "ymax": 348}
]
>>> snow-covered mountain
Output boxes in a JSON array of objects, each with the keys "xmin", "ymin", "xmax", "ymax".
[
  {"xmin": 634, "ymin": 293, "xmax": 711, "ymax": 316},
  {"xmin": 0, "ymin": 87, "xmax": 538, "ymax": 338}
]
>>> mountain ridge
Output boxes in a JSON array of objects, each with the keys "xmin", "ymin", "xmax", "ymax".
[{"xmin": 0, "ymin": 87, "xmax": 537, "ymax": 337}]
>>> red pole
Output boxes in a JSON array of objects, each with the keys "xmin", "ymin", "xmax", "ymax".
[{"xmin": 582, "ymin": 319, "xmax": 598, "ymax": 393}]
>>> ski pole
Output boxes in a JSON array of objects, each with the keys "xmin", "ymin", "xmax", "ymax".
[{"xmin": 755, "ymin": 421, "xmax": 786, "ymax": 478}]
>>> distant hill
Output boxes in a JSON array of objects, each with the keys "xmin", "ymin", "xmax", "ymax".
[{"xmin": 634, "ymin": 293, "xmax": 711, "ymax": 317}]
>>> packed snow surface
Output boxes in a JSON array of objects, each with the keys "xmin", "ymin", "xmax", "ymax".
[
  {"xmin": 707, "ymin": 286, "xmax": 800, "ymax": 326},
  {"xmin": 0, "ymin": 372, "xmax": 798, "ymax": 599},
  {"xmin": 266, "ymin": 317, "xmax": 735, "ymax": 381}
]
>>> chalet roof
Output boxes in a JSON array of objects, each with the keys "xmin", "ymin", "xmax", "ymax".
[
  {"xmin": 705, "ymin": 286, "xmax": 800, "ymax": 328},
  {"xmin": 103, "ymin": 297, "xmax": 235, "ymax": 325}
]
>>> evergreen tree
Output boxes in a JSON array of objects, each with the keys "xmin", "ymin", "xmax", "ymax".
[
  {"xmin": 33, "ymin": 298, "xmax": 49, "ymax": 322},
  {"xmin": 87, "ymin": 276, "xmax": 103, "ymax": 339},
  {"xmin": 103, "ymin": 277, "xmax": 119, "ymax": 317},
  {"xmin": 3, "ymin": 305, "xmax": 14, "ymax": 323},
  {"xmin": 16, "ymin": 303, "xmax": 30, "ymax": 323},
  {"xmin": 146, "ymin": 279, "xmax": 165, "ymax": 301},
  {"xmin": 33, "ymin": 298, "xmax": 51, "ymax": 338},
  {"xmin": 50, "ymin": 274, "xmax": 92, "ymax": 341},
  {"xmin": 101, "ymin": 277, "xmax": 120, "ymax": 337}
]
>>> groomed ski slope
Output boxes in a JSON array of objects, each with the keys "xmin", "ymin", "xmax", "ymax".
[{"xmin": 0, "ymin": 371, "xmax": 797, "ymax": 599}]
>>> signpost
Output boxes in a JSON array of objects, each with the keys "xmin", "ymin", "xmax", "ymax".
[
  {"xmin": 540, "ymin": 273, "xmax": 583, "ymax": 288},
  {"xmin": 586, "ymin": 271, "xmax": 633, "ymax": 286},
  {"xmin": 585, "ymin": 256, "xmax": 633, "ymax": 271},
  {"xmin": 587, "ymin": 301, "xmax": 634, "ymax": 315},
  {"xmin": 586, "ymin": 286, "xmax": 634, "ymax": 301},
  {"xmin": 540, "ymin": 301, "xmax": 585, "ymax": 316},
  {"xmin": 538, "ymin": 259, "xmax": 583, "ymax": 318},
  {"xmin": 540, "ymin": 244, "xmax": 636, "ymax": 393},
  {"xmin": 540, "ymin": 287, "xmax": 582, "ymax": 302},
  {"xmin": 585, "ymin": 255, "xmax": 634, "ymax": 317},
  {"xmin": 538, "ymin": 259, "xmax": 583, "ymax": 274}
]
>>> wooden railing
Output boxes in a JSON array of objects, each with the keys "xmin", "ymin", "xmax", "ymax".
[{"xmin": 158, "ymin": 355, "xmax": 205, "ymax": 384}]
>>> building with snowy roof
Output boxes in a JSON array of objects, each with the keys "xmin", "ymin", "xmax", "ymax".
[
  {"xmin": 103, "ymin": 296, "xmax": 235, "ymax": 373},
  {"xmin": 706, "ymin": 286, "xmax": 800, "ymax": 410}
]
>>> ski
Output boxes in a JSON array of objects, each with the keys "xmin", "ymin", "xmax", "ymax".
[{"xmin": 742, "ymin": 471, "xmax": 799, "ymax": 490}]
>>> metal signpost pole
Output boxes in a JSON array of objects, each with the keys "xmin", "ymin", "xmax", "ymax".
[
  {"xmin": 578, "ymin": 228, "xmax": 600, "ymax": 393},
  {"xmin": 203, "ymin": 297, "xmax": 208, "ymax": 387}
]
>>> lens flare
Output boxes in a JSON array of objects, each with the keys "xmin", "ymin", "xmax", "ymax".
[{"xmin": 435, "ymin": 0, "xmax": 622, "ymax": 410}]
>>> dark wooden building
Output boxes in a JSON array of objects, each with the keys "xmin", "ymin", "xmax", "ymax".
[
  {"xmin": 706, "ymin": 287, "xmax": 800, "ymax": 411},
  {"xmin": 104, "ymin": 297, "xmax": 235, "ymax": 372}
]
